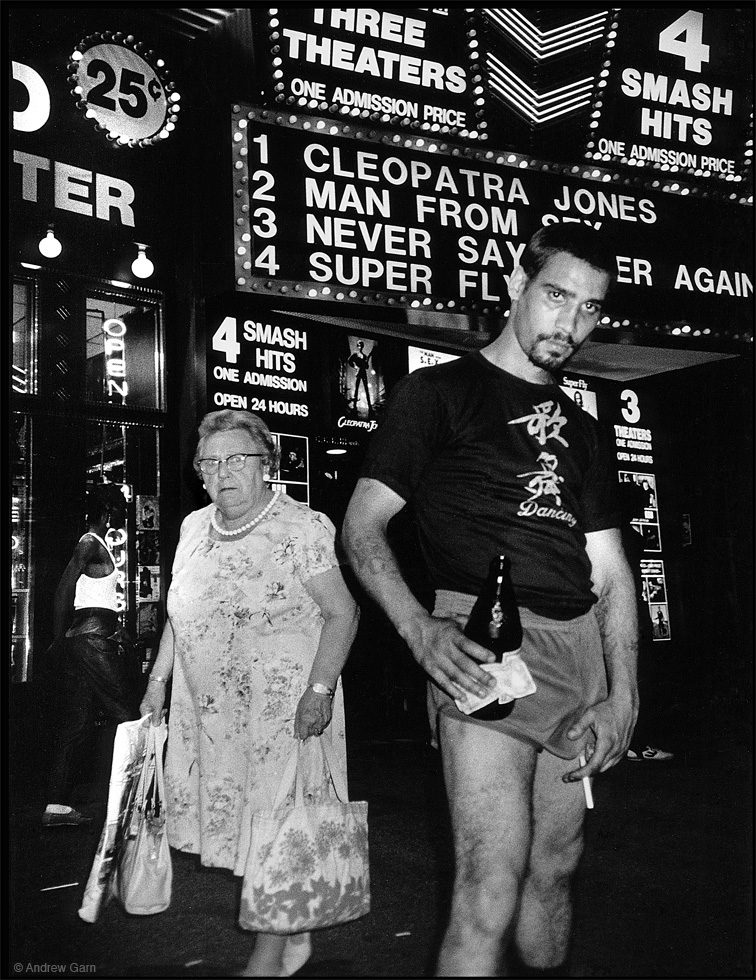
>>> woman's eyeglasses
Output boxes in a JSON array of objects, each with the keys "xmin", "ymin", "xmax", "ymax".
[{"xmin": 197, "ymin": 453, "xmax": 266, "ymax": 474}]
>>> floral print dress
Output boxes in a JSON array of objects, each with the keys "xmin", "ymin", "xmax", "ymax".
[{"xmin": 164, "ymin": 493, "xmax": 348, "ymax": 876}]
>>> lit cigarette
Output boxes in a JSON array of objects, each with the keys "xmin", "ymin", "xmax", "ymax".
[
  {"xmin": 578, "ymin": 753, "xmax": 594, "ymax": 809},
  {"xmin": 40, "ymin": 882, "xmax": 79, "ymax": 892}
]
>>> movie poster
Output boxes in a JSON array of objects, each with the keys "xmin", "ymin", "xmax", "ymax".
[
  {"xmin": 560, "ymin": 379, "xmax": 599, "ymax": 420},
  {"xmin": 618, "ymin": 470, "xmax": 661, "ymax": 552},
  {"xmin": 137, "ymin": 565, "xmax": 160, "ymax": 602},
  {"xmin": 136, "ymin": 530, "xmax": 160, "ymax": 566},
  {"xmin": 269, "ymin": 432, "xmax": 309, "ymax": 504},
  {"xmin": 136, "ymin": 602, "xmax": 159, "ymax": 637},
  {"xmin": 641, "ymin": 559, "xmax": 671, "ymax": 641},
  {"xmin": 135, "ymin": 495, "xmax": 158, "ymax": 530},
  {"xmin": 407, "ymin": 345, "xmax": 459, "ymax": 374},
  {"xmin": 336, "ymin": 335, "xmax": 386, "ymax": 420}
]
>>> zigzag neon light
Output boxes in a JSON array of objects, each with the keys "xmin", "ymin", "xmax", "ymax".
[
  {"xmin": 488, "ymin": 56, "xmax": 594, "ymax": 108},
  {"xmin": 491, "ymin": 7, "xmax": 608, "ymax": 43},
  {"xmin": 485, "ymin": 8, "xmax": 609, "ymax": 60},
  {"xmin": 487, "ymin": 54, "xmax": 594, "ymax": 123}
]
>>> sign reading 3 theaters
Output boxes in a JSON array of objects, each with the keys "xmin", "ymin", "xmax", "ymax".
[{"xmin": 209, "ymin": 313, "xmax": 311, "ymax": 427}]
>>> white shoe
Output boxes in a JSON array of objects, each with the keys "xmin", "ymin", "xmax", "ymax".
[
  {"xmin": 628, "ymin": 745, "xmax": 674, "ymax": 761},
  {"xmin": 281, "ymin": 933, "xmax": 312, "ymax": 976}
]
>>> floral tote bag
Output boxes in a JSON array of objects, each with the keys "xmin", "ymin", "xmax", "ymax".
[{"xmin": 239, "ymin": 738, "xmax": 370, "ymax": 934}]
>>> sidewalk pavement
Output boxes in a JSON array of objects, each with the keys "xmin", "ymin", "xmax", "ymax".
[{"xmin": 8, "ymin": 731, "xmax": 753, "ymax": 978}]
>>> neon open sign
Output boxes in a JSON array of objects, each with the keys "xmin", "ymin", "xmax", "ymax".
[
  {"xmin": 103, "ymin": 317, "xmax": 128, "ymax": 400},
  {"xmin": 105, "ymin": 526, "xmax": 127, "ymax": 612}
]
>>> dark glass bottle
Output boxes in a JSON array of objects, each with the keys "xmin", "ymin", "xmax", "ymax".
[{"xmin": 464, "ymin": 555, "xmax": 523, "ymax": 721}]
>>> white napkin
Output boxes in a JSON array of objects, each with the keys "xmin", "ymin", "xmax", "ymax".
[{"xmin": 454, "ymin": 650, "xmax": 536, "ymax": 716}]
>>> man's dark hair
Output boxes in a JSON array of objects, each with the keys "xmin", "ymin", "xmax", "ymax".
[
  {"xmin": 85, "ymin": 483, "xmax": 126, "ymax": 527},
  {"xmin": 520, "ymin": 224, "xmax": 616, "ymax": 282},
  {"xmin": 85, "ymin": 486, "xmax": 111, "ymax": 526}
]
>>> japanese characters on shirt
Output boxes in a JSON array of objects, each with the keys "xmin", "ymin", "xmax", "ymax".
[{"xmin": 509, "ymin": 398, "xmax": 577, "ymax": 529}]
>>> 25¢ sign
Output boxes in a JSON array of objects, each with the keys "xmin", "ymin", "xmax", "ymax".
[{"xmin": 69, "ymin": 33, "xmax": 180, "ymax": 147}]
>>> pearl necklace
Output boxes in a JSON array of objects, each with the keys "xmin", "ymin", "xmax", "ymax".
[{"xmin": 210, "ymin": 490, "xmax": 280, "ymax": 537}]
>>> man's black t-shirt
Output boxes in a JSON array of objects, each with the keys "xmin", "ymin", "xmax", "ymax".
[{"xmin": 361, "ymin": 351, "xmax": 619, "ymax": 618}]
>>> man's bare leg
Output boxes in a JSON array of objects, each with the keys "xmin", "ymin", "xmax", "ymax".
[
  {"xmin": 512, "ymin": 748, "xmax": 587, "ymax": 971},
  {"xmin": 436, "ymin": 712, "xmax": 538, "ymax": 977}
]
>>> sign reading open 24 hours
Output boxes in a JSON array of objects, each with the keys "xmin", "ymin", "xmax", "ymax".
[
  {"xmin": 209, "ymin": 305, "xmax": 313, "ymax": 433},
  {"xmin": 232, "ymin": 110, "xmax": 752, "ymax": 328}
]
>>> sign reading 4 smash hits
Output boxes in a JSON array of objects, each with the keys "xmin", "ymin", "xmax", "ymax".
[
  {"xmin": 593, "ymin": 8, "xmax": 752, "ymax": 180},
  {"xmin": 232, "ymin": 111, "xmax": 752, "ymax": 328},
  {"xmin": 209, "ymin": 304, "xmax": 313, "ymax": 433}
]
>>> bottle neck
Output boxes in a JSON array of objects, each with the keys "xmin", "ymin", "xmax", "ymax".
[{"xmin": 491, "ymin": 556, "xmax": 510, "ymax": 595}]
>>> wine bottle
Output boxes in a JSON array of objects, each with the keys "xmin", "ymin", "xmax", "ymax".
[{"xmin": 463, "ymin": 555, "xmax": 523, "ymax": 720}]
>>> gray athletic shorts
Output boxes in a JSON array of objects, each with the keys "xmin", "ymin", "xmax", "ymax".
[{"xmin": 427, "ymin": 590, "xmax": 608, "ymax": 760}]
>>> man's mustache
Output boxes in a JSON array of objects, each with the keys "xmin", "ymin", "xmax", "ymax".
[{"xmin": 539, "ymin": 332, "xmax": 576, "ymax": 349}]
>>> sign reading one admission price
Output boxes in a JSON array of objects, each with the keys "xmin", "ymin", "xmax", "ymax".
[
  {"xmin": 260, "ymin": 7, "xmax": 478, "ymax": 136},
  {"xmin": 593, "ymin": 7, "xmax": 752, "ymax": 180}
]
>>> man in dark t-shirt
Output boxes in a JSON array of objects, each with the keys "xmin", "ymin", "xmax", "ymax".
[{"xmin": 344, "ymin": 224, "xmax": 639, "ymax": 976}]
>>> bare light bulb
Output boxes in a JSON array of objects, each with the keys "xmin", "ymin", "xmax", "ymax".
[
  {"xmin": 38, "ymin": 228, "xmax": 62, "ymax": 258},
  {"xmin": 131, "ymin": 243, "xmax": 154, "ymax": 279}
]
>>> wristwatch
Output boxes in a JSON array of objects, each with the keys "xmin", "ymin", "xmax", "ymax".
[{"xmin": 308, "ymin": 682, "xmax": 334, "ymax": 699}]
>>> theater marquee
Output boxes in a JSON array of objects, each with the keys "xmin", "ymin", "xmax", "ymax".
[
  {"xmin": 260, "ymin": 7, "xmax": 479, "ymax": 139},
  {"xmin": 587, "ymin": 7, "xmax": 752, "ymax": 183},
  {"xmin": 231, "ymin": 108, "xmax": 752, "ymax": 333}
]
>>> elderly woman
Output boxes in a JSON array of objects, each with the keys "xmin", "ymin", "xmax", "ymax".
[{"xmin": 140, "ymin": 409, "xmax": 359, "ymax": 977}]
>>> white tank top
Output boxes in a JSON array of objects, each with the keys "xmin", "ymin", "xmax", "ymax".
[{"xmin": 73, "ymin": 532, "xmax": 120, "ymax": 611}]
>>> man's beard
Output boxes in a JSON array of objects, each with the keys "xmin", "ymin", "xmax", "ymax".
[{"xmin": 527, "ymin": 333, "xmax": 577, "ymax": 371}]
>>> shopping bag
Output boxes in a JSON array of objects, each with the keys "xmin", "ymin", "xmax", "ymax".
[
  {"xmin": 111, "ymin": 720, "xmax": 172, "ymax": 915},
  {"xmin": 239, "ymin": 738, "xmax": 370, "ymax": 934},
  {"xmin": 78, "ymin": 716, "xmax": 153, "ymax": 923}
]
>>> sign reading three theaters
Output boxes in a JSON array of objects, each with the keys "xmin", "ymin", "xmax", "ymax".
[
  {"xmin": 259, "ymin": 7, "xmax": 477, "ymax": 136},
  {"xmin": 208, "ymin": 305, "xmax": 313, "ymax": 434},
  {"xmin": 232, "ymin": 112, "xmax": 752, "ymax": 330}
]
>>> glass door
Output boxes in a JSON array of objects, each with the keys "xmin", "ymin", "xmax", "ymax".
[{"xmin": 11, "ymin": 414, "xmax": 33, "ymax": 683}]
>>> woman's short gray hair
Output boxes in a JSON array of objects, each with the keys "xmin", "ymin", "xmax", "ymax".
[{"xmin": 193, "ymin": 409, "xmax": 281, "ymax": 476}]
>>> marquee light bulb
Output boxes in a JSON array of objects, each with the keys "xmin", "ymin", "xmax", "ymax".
[
  {"xmin": 131, "ymin": 243, "xmax": 154, "ymax": 279},
  {"xmin": 38, "ymin": 228, "xmax": 62, "ymax": 258}
]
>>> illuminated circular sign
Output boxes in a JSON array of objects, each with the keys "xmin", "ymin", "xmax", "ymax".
[{"xmin": 69, "ymin": 33, "xmax": 180, "ymax": 147}]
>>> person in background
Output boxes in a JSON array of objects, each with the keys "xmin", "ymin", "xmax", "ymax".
[
  {"xmin": 140, "ymin": 409, "xmax": 359, "ymax": 978},
  {"xmin": 343, "ymin": 224, "xmax": 638, "ymax": 976},
  {"xmin": 43, "ymin": 486, "xmax": 136, "ymax": 828}
]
